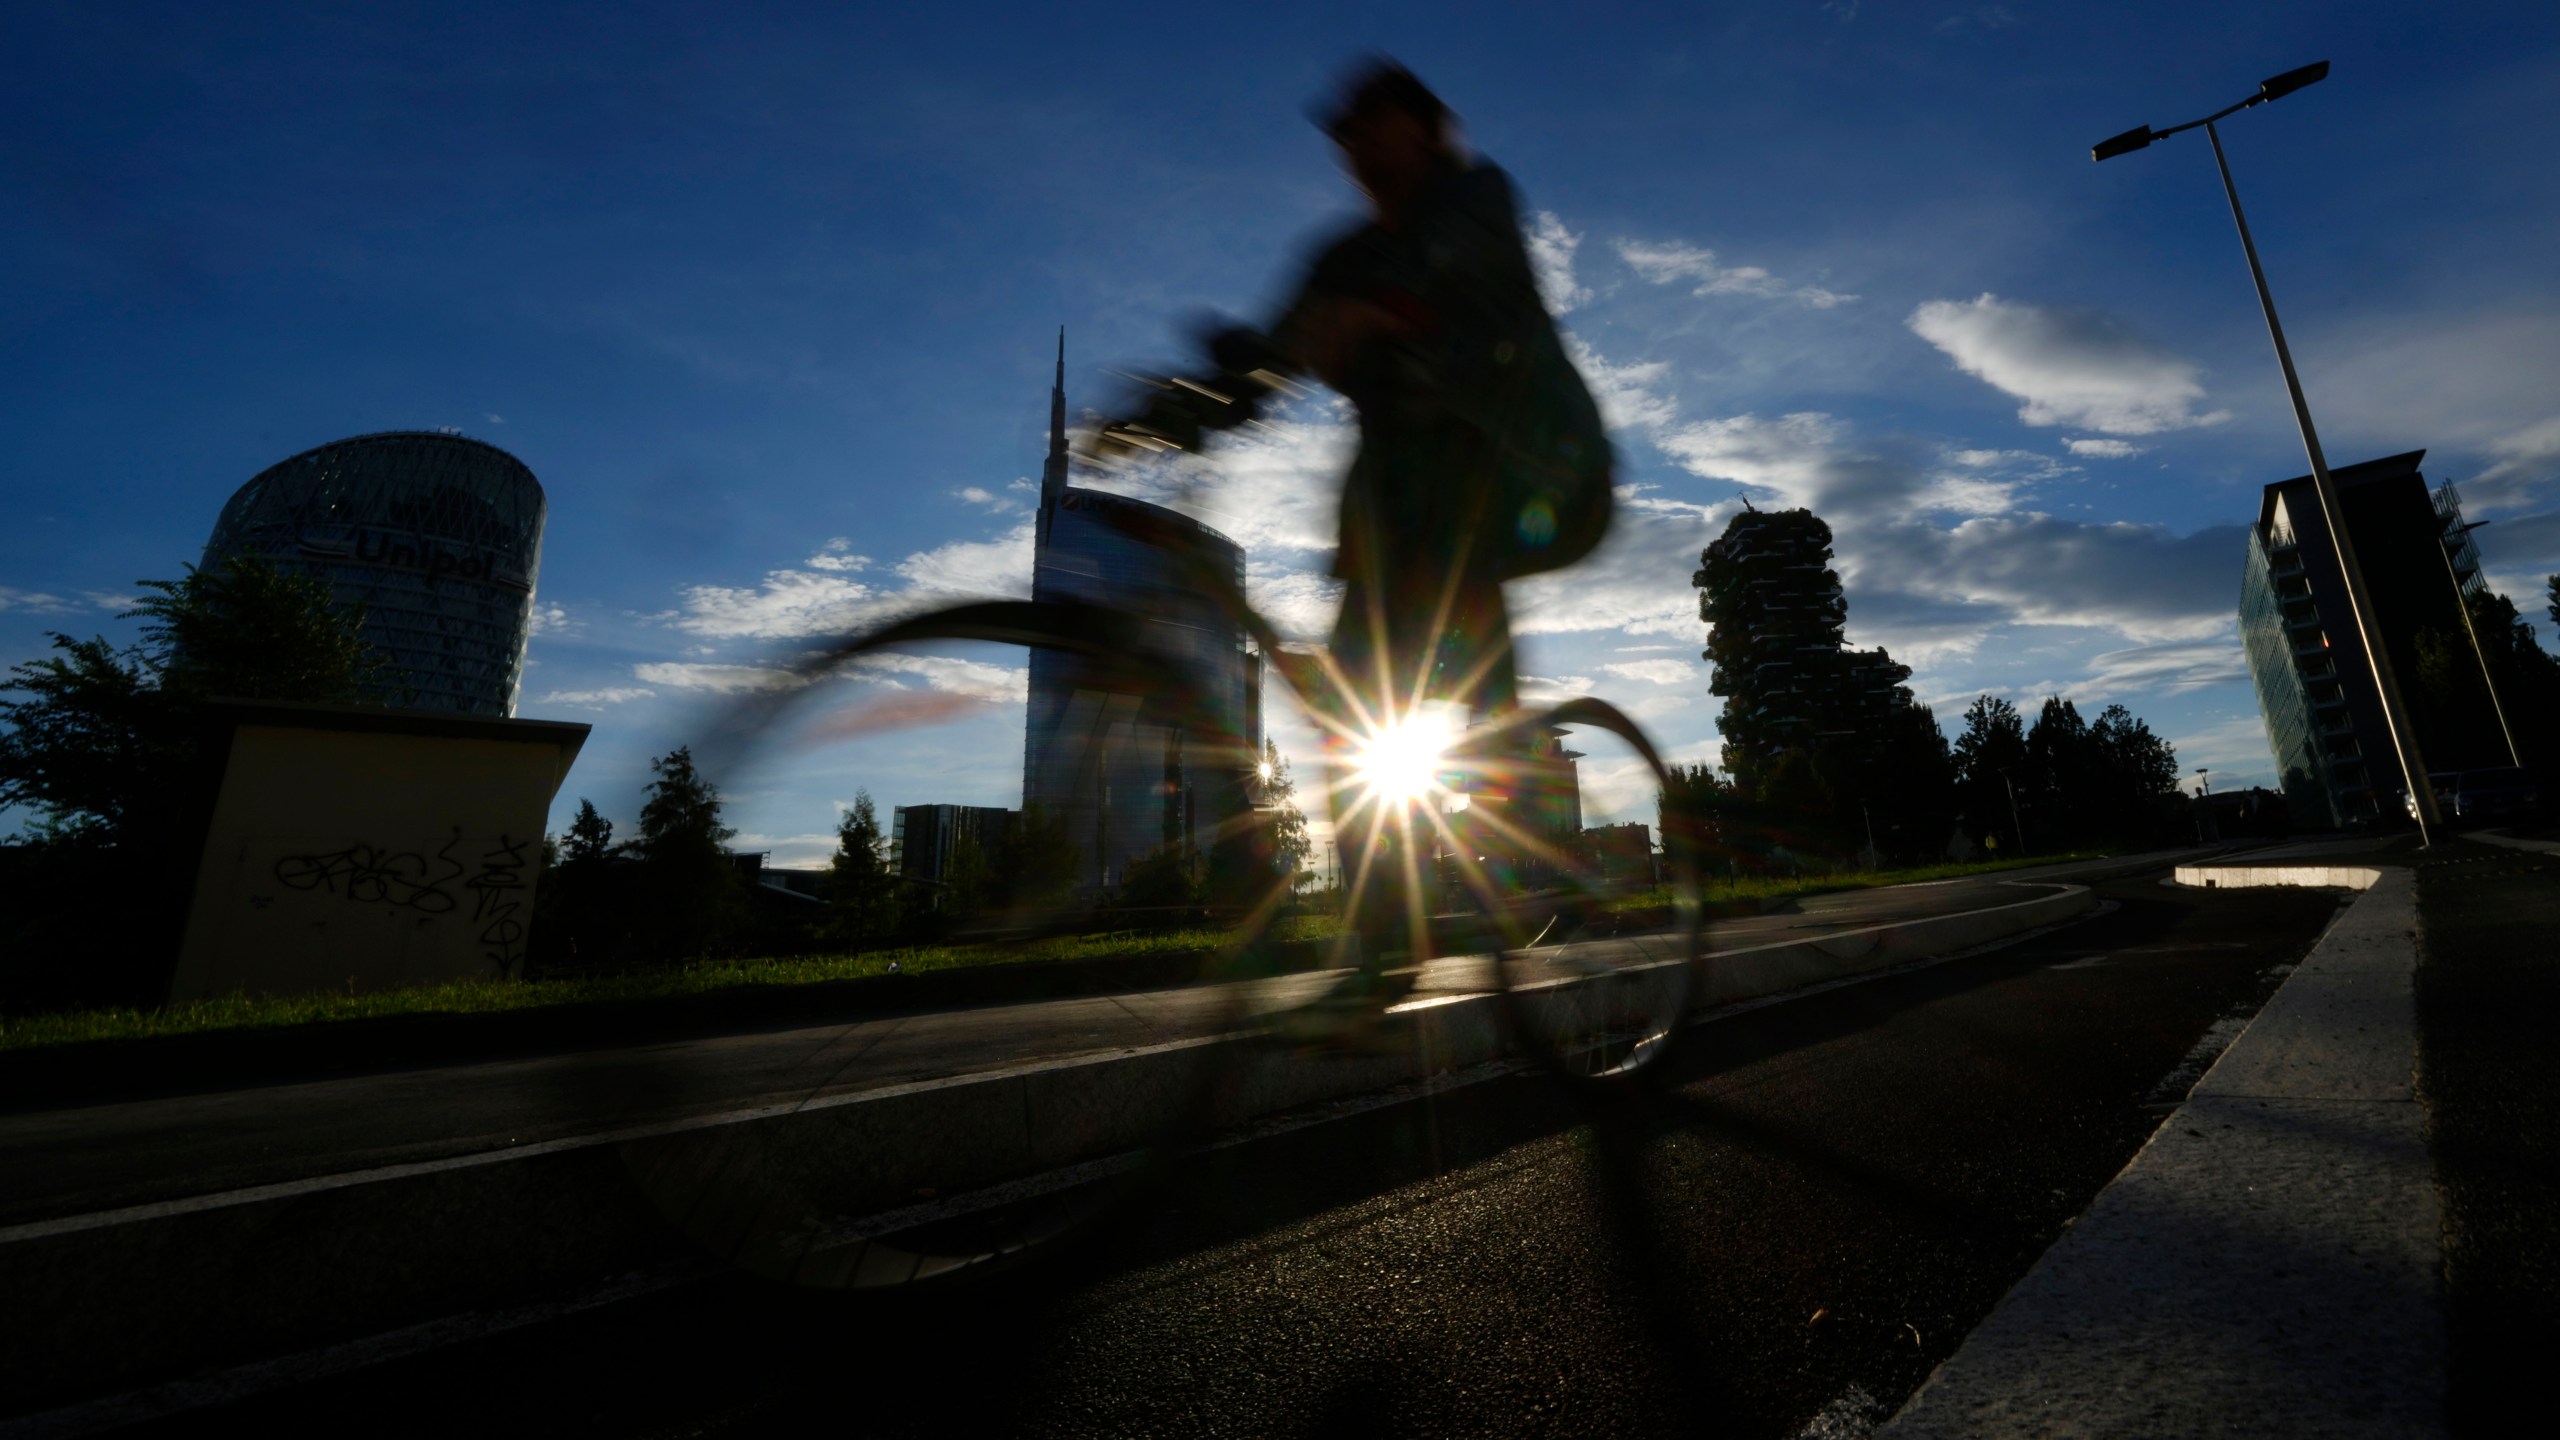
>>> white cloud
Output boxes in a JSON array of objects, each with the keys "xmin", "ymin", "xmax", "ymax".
[
  {"xmin": 1519, "ymin": 673, "xmax": 1597, "ymax": 701},
  {"xmin": 846, "ymin": 652, "xmax": 1026, "ymax": 704},
  {"xmin": 537, "ymin": 685, "xmax": 656, "ymax": 707},
  {"xmin": 1513, "ymin": 487, "xmax": 1733, "ymax": 639},
  {"xmin": 1916, "ymin": 475, "xmax": 2020, "ymax": 516},
  {"xmin": 2066, "ymin": 438, "xmax": 2145, "ymax": 459},
  {"xmin": 2303, "ymin": 308, "xmax": 2560, "ymax": 512},
  {"xmin": 633, "ymin": 662, "xmax": 807, "ymax": 694},
  {"xmin": 1908, "ymin": 294, "xmax": 2227, "ymax": 436},
  {"xmin": 1659, "ymin": 411, "xmax": 1929, "ymax": 514},
  {"xmin": 0, "ymin": 586, "xmax": 75, "ymax": 613},
  {"xmin": 1862, "ymin": 513, "xmax": 2244, "ymax": 644},
  {"xmin": 1247, "ymin": 565, "xmax": 1343, "ymax": 643},
  {"xmin": 806, "ymin": 539, "xmax": 869, "ymax": 573},
  {"xmin": 675, "ymin": 568, "xmax": 885, "ymax": 639},
  {"xmin": 729, "ymin": 831, "xmax": 841, "ymax": 867},
  {"xmin": 1526, "ymin": 211, "xmax": 1591, "ymax": 314},
  {"xmin": 1615, "ymin": 238, "xmax": 1856, "ymax": 310},
  {"xmin": 2470, "ymin": 417, "xmax": 2560, "ymax": 508},
  {"xmin": 894, "ymin": 520, "xmax": 1037, "ymax": 596},
  {"xmin": 2081, "ymin": 636, "xmax": 2251, "ymax": 697},
  {"xmin": 1564, "ymin": 335, "xmax": 1680, "ymax": 436},
  {"xmin": 1600, "ymin": 658, "xmax": 1695, "ymax": 685},
  {"xmin": 526, "ymin": 601, "xmax": 582, "ymax": 637},
  {"xmin": 953, "ymin": 486, "xmax": 1009, "ymax": 508},
  {"xmin": 483, "ymin": 413, "xmax": 506, "ymax": 425}
]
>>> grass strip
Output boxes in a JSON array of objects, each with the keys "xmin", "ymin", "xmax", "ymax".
[{"xmin": 1, "ymin": 851, "xmax": 2117, "ymax": 1053}]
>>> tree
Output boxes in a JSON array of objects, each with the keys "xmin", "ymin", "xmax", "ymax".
[
  {"xmin": 564, "ymin": 799, "xmax": 616, "ymax": 866},
  {"xmin": 2023, "ymin": 697, "xmax": 2093, "ymax": 849},
  {"xmin": 2440, "ymin": 587, "xmax": 2560, "ymax": 772},
  {"xmin": 2088, "ymin": 703, "xmax": 2181, "ymax": 841},
  {"xmin": 1656, "ymin": 762, "xmax": 1732, "ymax": 879},
  {"xmin": 2547, "ymin": 573, "xmax": 2559, "ymax": 635},
  {"xmin": 132, "ymin": 558, "xmax": 388, "ymax": 706},
  {"xmin": 998, "ymin": 802, "xmax": 1083, "ymax": 917},
  {"xmin": 825, "ymin": 790, "xmax": 900, "ymax": 944},
  {"xmin": 1114, "ymin": 843, "xmax": 1201, "ymax": 928},
  {"xmin": 1260, "ymin": 739, "xmax": 1313, "ymax": 886},
  {"xmin": 533, "ymin": 798, "xmax": 622, "ymax": 970},
  {"xmin": 1860, "ymin": 699, "xmax": 1958, "ymax": 864},
  {"xmin": 1951, "ymin": 695, "xmax": 2027, "ymax": 850},
  {"xmin": 635, "ymin": 746, "xmax": 744, "ymax": 962},
  {"xmin": 1, "ymin": 555, "xmax": 387, "ymax": 1007},
  {"xmin": 1, "ymin": 555, "xmax": 385, "ymax": 841}
]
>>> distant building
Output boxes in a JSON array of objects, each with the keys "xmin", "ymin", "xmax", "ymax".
[
  {"xmin": 204, "ymin": 431, "xmax": 546, "ymax": 716},
  {"xmin": 891, "ymin": 803, "xmax": 1018, "ymax": 902},
  {"xmin": 1581, "ymin": 821, "xmax": 1656, "ymax": 890},
  {"xmin": 1441, "ymin": 724, "xmax": 1583, "ymax": 885},
  {"xmin": 2238, "ymin": 449, "xmax": 2501, "ymax": 829},
  {"xmin": 1021, "ymin": 334, "xmax": 1260, "ymax": 892}
]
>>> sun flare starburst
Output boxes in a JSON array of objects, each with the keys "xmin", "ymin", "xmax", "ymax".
[{"xmin": 1348, "ymin": 706, "xmax": 1460, "ymax": 806}]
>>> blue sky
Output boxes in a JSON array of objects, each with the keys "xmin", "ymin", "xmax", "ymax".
[{"xmin": 7, "ymin": 1, "xmax": 2559, "ymax": 863}]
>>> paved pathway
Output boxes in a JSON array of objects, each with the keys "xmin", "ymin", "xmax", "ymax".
[
  {"xmin": 1, "ymin": 853, "xmax": 2204, "ymax": 1229},
  {"xmin": 1885, "ymin": 864, "xmax": 2444, "ymax": 1438}
]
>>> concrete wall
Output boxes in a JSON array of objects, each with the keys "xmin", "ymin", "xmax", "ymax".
[{"xmin": 169, "ymin": 702, "xmax": 588, "ymax": 1001}]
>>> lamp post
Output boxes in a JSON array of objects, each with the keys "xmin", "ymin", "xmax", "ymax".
[
  {"xmin": 2094, "ymin": 63, "xmax": 2443, "ymax": 845},
  {"xmin": 2439, "ymin": 518, "xmax": 2523, "ymax": 767}
]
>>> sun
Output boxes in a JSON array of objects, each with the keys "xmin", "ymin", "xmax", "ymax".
[{"xmin": 1348, "ymin": 705, "xmax": 1460, "ymax": 806}]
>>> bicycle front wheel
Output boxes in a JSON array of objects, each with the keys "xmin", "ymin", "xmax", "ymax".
[{"xmin": 1464, "ymin": 698, "xmax": 1703, "ymax": 1084}]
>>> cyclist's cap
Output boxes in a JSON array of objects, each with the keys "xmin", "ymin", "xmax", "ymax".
[{"xmin": 1312, "ymin": 58, "xmax": 1450, "ymax": 141}]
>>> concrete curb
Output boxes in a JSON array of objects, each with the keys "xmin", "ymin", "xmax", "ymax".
[
  {"xmin": 1, "ymin": 882, "xmax": 2095, "ymax": 1419},
  {"xmin": 2472, "ymin": 828, "xmax": 2560, "ymax": 855},
  {"xmin": 1884, "ymin": 868, "xmax": 2445, "ymax": 1438},
  {"xmin": 2173, "ymin": 863, "xmax": 2383, "ymax": 890}
]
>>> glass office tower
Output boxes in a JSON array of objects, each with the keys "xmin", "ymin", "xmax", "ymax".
[
  {"xmin": 205, "ymin": 431, "xmax": 547, "ymax": 716},
  {"xmin": 1019, "ymin": 337, "xmax": 1259, "ymax": 892}
]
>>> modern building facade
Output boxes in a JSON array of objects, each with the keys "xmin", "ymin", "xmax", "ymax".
[
  {"xmin": 2239, "ymin": 449, "xmax": 2501, "ymax": 829},
  {"xmin": 890, "ymin": 803, "xmax": 1019, "ymax": 902},
  {"xmin": 204, "ymin": 432, "xmax": 547, "ymax": 716},
  {"xmin": 1021, "ymin": 335, "xmax": 1261, "ymax": 892}
]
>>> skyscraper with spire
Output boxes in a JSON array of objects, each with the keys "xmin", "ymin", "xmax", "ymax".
[{"xmin": 1021, "ymin": 333, "xmax": 1259, "ymax": 892}]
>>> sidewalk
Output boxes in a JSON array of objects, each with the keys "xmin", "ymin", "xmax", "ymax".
[{"xmin": 1884, "ymin": 862, "xmax": 2444, "ymax": 1437}]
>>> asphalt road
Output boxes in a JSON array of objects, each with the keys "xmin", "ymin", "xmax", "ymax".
[
  {"xmin": 1, "ymin": 851, "xmax": 2200, "ymax": 1228},
  {"xmin": 123, "ymin": 867, "xmax": 2347, "ymax": 1438}
]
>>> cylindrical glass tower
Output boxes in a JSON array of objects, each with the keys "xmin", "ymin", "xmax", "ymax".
[{"xmin": 205, "ymin": 431, "xmax": 547, "ymax": 716}]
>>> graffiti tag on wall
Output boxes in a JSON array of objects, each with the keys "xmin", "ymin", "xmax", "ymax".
[{"xmin": 272, "ymin": 830, "xmax": 536, "ymax": 978}]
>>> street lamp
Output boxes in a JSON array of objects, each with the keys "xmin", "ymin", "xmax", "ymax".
[
  {"xmin": 2439, "ymin": 518, "xmax": 2523, "ymax": 767},
  {"xmin": 2094, "ymin": 62, "xmax": 2445, "ymax": 845}
]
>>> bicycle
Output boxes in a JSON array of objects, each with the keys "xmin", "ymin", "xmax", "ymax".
[{"xmin": 617, "ymin": 492, "xmax": 1707, "ymax": 1291}]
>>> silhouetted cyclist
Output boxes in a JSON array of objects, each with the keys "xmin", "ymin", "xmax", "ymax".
[{"xmin": 1100, "ymin": 59, "xmax": 1613, "ymax": 977}]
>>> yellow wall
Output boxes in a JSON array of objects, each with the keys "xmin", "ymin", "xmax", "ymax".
[{"xmin": 171, "ymin": 720, "xmax": 581, "ymax": 1001}]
